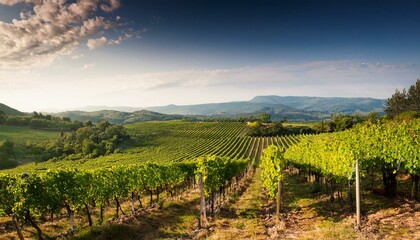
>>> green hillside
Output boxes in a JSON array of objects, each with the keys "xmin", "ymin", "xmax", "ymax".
[
  {"xmin": 0, "ymin": 121, "xmax": 248, "ymax": 173},
  {"xmin": 0, "ymin": 103, "xmax": 25, "ymax": 116},
  {"xmin": 0, "ymin": 125, "xmax": 61, "ymax": 164},
  {"xmin": 0, "ymin": 125, "xmax": 60, "ymax": 145}
]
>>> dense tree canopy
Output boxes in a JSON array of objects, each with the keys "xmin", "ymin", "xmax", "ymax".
[
  {"xmin": 246, "ymin": 122, "xmax": 315, "ymax": 137},
  {"xmin": 28, "ymin": 120, "xmax": 130, "ymax": 160},
  {"xmin": 385, "ymin": 79, "xmax": 420, "ymax": 118},
  {"xmin": 1, "ymin": 112, "xmax": 83, "ymax": 131}
]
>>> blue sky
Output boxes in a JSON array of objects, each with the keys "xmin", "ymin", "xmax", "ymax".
[{"xmin": 0, "ymin": 0, "xmax": 419, "ymax": 112}]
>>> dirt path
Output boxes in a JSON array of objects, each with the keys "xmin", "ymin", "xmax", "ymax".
[{"xmin": 206, "ymin": 168, "xmax": 268, "ymax": 240}]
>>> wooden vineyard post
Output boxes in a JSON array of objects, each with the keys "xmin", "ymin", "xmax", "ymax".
[
  {"xmin": 11, "ymin": 214, "xmax": 25, "ymax": 240},
  {"xmin": 355, "ymin": 158, "xmax": 361, "ymax": 230},
  {"xmin": 276, "ymin": 179, "xmax": 283, "ymax": 226},
  {"xmin": 199, "ymin": 173, "xmax": 207, "ymax": 228}
]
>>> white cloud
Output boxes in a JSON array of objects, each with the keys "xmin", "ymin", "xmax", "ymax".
[
  {"xmin": 105, "ymin": 61, "xmax": 419, "ymax": 98},
  {"xmin": 87, "ymin": 37, "xmax": 108, "ymax": 49},
  {"xmin": 1, "ymin": 60, "xmax": 418, "ymax": 112},
  {"xmin": 0, "ymin": 0, "xmax": 127, "ymax": 67},
  {"xmin": 0, "ymin": 0, "xmax": 32, "ymax": 6},
  {"xmin": 81, "ymin": 63, "xmax": 95, "ymax": 70},
  {"xmin": 71, "ymin": 53, "xmax": 84, "ymax": 59}
]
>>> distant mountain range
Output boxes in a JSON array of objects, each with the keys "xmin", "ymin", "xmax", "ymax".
[
  {"xmin": 67, "ymin": 106, "xmax": 141, "ymax": 112},
  {"xmin": 1, "ymin": 95, "xmax": 386, "ymax": 123},
  {"xmin": 54, "ymin": 110, "xmax": 184, "ymax": 125},
  {"xmin": 248, "ymin": 96, "xmax": 385, "ymax": 114},
  {"xmin": 144, "ymin": 96, "xmax": 385, "ymax": 121}
]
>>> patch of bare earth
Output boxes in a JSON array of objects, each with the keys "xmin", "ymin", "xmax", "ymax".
[{"xmin": 361, "ymin": 201, "xmax": 420, "ymax": 240}]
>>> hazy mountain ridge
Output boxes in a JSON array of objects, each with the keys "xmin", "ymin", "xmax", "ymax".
[
  {"xmin": 68, "ymin": 106, "xmax": 142, "ymax": 112},
  {"xmin": 2, "ymin": 96, "xmax": 386, "ymax": 123},
  {"xmin": 55, "ymin": 110, "xmax": 184, "ymax": 124},
  {"xmin": 249, "ymin": 96, "xmax": 385, "ymax": 114},
  {"xmin": 146, "ymin": 101, "xmax": 296, "ymax": 115},
  {"xmin": 145, "ymin": 101, "xmax": 325, "ymax": 121},
  {"xmin": 144, "ymin": 96, "xmax": 385, "ymax": 121}
]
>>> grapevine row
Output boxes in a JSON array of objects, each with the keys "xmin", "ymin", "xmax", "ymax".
[
  {"xmin": 285, "ymin": 119, "xmax": 420, "ymax": 196},
  {"xmin": 0, "ymin": 155, "xmax": 249, "ymax": 238}
]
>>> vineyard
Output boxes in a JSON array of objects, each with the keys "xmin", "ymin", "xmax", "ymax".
[
  {"xmin": 0, "ymin": 120, "xmax": 305, "ymax": 239},
  {"xmin": 285, "ymin": 119, "xmax": 420, "ymax": 198},
  {"xmin": 0, "ymin": 120, "xmax": 418, "ymax": 239},
  {"xmin": 1, "ymin": 122, "xmax": 302, "ymax": 174}
]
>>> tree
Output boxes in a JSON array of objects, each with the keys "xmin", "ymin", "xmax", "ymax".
[
  {"xmin": 0, "ymin": 141, "xmax": 17, "ymax": 169},
  {"xmin": 82, "ymin": 139, "xmax": 97, "ymax": 156},
  {"xmin": 407, "ymin": 79, "xmax": 420, "ymax": 112},
  {"xmin": 385, "ymin": 79, "xmax": 420, "ymax": 118},
  {"xmin": 260, "ymin": 113, "xmax": 271, "ymax": 123},
  {"xmin": 84, "ymin": 120, "xmax": 93, "ymax": 127},
  {"xmin": 29, "ymin": 119, "xmax": 49, "ymax": 129},
  {"xmin": 0, "ymin": 110, "xmax": 5, "ymax": 125},
  {"xmin": 332, "ymin": 114, "xmax": 354, "ymax": 131}
]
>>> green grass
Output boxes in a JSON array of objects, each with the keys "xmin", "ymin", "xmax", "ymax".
[
  {"xmin": 0, "ymin": 125, "xmax": 60, "ymax": 145},
  {"xmin": 0, "ymin": 125, "xmax": 61, "ymax": 162}
]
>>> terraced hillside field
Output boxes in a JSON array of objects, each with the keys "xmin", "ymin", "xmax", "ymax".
[
  {"xmin": 124, "ymin": 121, "xmax": 250, "ymax": 162},
  {"xmin": 246, "ymin": 135, "xmax": 302, "ymax": 163},
  {"xmin": 1, "ymin": 121, "xmax": 306, "ymax": 175},
  {"xmin": 1, "ymin": 122, "xmax": 248, "ymax": 173}
]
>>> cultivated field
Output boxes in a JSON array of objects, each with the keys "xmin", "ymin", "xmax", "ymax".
[{"xmin": 0, "ymin": 120, "xmax": 418, "ymax": 240}]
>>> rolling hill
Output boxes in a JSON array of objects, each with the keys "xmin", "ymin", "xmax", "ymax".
[
  {"xmin": 54, "ymin": 110, "xmax": 184, "ymax": 124},
  {"xmin": 144, "ymin": 96, "xmax": 385, "ymax": 121},
  {"xmin": 249, "ymin": 96, "xmax": 385, "ymax": 114},
  {"xmin": 0, "ymin": 103, "xmax": 25, "ymax": 116},
  {"xmin": 2, "ymin": 95, "xmax": 386, "ymax": 123},
  {"xmin": 145, "ymin": 101, "xmax": 324, "ymax": 121}
]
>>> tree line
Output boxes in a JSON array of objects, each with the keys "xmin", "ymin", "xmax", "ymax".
[{"xmin": 0, "ymin": 111, "xmax": 83, "ymax": 131}]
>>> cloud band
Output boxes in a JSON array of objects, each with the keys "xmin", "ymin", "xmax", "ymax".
[{"xmin": 0, "ymin": 0, "xmax": 126, "ymax": 66}]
